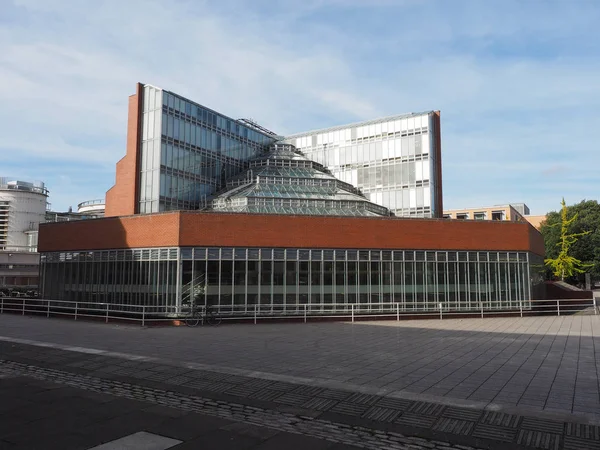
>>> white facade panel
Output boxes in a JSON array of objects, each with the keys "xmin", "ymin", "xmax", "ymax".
[
  {"xmin": 422, "ymin": 161, "xmax": 430, "ymax": 181},
  {"xmin": 415, "ymin": 161, "xmax": 423, "ymax": 181},
  {"xmin": 382, "ymin": 141, "xmax": 390, "ymax": 159},
  {"xmin": 422, "ymin": 133, "xmax": 430, "ymax": 155},
  {"xmin": 424, "ymin": 186, "xmax": 431, "ymax": 207},
  {"xmin": 409, "ymin": 188, "xmax": 416, "ymax": 208}
]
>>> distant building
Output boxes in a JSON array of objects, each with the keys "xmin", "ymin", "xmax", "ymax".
[
  {"xmin": 444, "ymin": 203, "xmax": 530, "ymax": 222},
  {"xmin": 525, "ymin": 215, "xmax": 546, "ymax": 229},
  {"xmin": 46, "ymin": 199, "xmax": 105, "ymax": 223},
  {"xmin": 77, "ymin": 199, "xmax": 105, "ymax": 217},
  {"xmin": 0, "ymin": 178, "xmax": 48, "ymax": 252},
  {"xmin": 0, "ymin": 251, "xmax": 39, "ymax": 290},
  {"xmin": 0, "ymin": 178, "xmax": 105, "ymax": 291},
  {"xmin": 0, "ymin": 178, "xmax": 48, "ymax": 289}
]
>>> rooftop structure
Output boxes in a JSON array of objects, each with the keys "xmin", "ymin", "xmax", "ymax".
[
  {"xmin": 209, "ymin": 143, "xmax": 390, "ymax": 217},
  {"xmin": 444, "ymin": 203, "xmax": 530, "ymax": 222},
  {"xmin": 77, "ymin": 199, "xmax": 105, "ymax": 217}
]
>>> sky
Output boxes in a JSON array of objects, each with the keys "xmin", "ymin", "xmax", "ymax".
[{"xmin": 1, "ymin": 0, "xmax": 599, "ymax": 215}]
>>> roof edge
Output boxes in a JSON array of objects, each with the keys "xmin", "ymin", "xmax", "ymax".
[{"xmin": 282, "ymin": 110, "xmax": 436, "ymax": 139}]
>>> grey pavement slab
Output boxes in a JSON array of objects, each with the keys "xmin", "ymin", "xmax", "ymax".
[
  {"xmin": 2, "ymin": 314, "xmax": 599, "ymax": 419},
  {"xmin": 0, "ymin": 368, "xmax": 482, "ymax": 450},
  {"xmin": 87, "ymin": 432, "xmax": 181, "ymax": 450},
  {"xmin": 1, "ymin": 314, "xmax": 600, "ymax": 448}
]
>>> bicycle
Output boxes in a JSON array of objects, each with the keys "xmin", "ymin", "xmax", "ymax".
[{"xmin": 184, "ymin": 303, "xmax": 222, "ymax": 327}]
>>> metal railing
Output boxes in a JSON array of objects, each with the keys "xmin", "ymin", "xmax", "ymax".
[{"xmin": 0, "ymin": 297, "xmax": 597, "ymax": 326}]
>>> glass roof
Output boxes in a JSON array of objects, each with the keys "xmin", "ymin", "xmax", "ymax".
[{"xmin": 208, "ymin": 143, "xmax": 391, "ymax": 217}]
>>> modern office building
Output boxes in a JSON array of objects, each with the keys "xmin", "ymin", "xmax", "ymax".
[
  {"xmin": 444, "ymin": 203, "xmax": 531, "ymax": 222},
  {"xmin": 282, "ymin": 112, "xmax": 442, "ymax": 218},
  {"xmin": 38, "ymin": 82, "xmax": 545, "ymax": 317},
  {"xmin": 105, "ymin": 83, "xmax": 442, "ymax": 218},
  {"xmin": 105, "ymin": 84, "xmax": 277, "ymax": 217}
]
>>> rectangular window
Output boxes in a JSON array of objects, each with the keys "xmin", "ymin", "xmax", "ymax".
[
  {"xmin": 474, "ymin": 212, "xmax": 486, "ymax": 220},
  {"xmin": 173, "ymin": 118, "xmax": 179, "ymax": 140},
  {"xmin": 286, "ymin": 261, "xmax": 297, "ymax": 284}
]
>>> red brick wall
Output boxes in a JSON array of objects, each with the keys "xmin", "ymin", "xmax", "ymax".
[
  {"xmin": 528, "ymin": 221, "xmax": 545, "ymax": 256},
  {"xmin": 105, "ymin": 83, "xmax": 143, "ymax": 217},
  {"xmin": 39, "ymin": 211, "xmax": 545, "ymax": 256},
  {"xmin": 178, "ymin": 212, "xmax": 541, "ymax": 253},
  {"xmin": 39, "ymin": 214, "xmax": 180, "ymax": 252}
]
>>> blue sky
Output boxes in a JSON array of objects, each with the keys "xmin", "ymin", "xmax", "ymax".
[{"xmin": 1, "ymin": 0, "xmax": 599, "ymax": 215}]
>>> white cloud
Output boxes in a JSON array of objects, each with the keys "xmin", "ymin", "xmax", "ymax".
[{"xmin": 1, "ymin": 0, "xmax": 599, "ymax": 213}]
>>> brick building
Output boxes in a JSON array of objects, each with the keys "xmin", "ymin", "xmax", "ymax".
[{"xmin": 38, "ymin": 83, "xmax": 545, "ymax": 317}]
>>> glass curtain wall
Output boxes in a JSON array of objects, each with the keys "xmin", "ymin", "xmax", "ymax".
[
  {"xmin": 39, "ymin": 248, "xmax": 179, "ymax": 313},
  {"xmin": 138, "ymin": 85, "xmax": 277, "ymax": 214},
  {"xmin": 282, "ymin": 112, "xmax": 437, "ymax": 218},
  {"xmin": 41, "ymin": 247, "xmax": 533, "ymax": 315}
]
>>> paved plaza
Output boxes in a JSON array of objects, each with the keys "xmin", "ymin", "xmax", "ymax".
[{"xmin": 1, "ymin": 314, "xmax": 599, "ymax": 449}]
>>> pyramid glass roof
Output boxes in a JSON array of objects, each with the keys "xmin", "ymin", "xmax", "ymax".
[{"xmin": 208, "ymin": 144, "xmax": 391, "ymax": 217}]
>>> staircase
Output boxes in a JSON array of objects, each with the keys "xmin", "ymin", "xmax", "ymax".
[{"xmin": 181, "ymin": 274, "xmax": 207, "ymax": 305}]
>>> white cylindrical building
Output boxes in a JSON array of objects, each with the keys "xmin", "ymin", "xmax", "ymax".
[
  {"xmin": 77, "ymin": 199, "xmax": 105, "ymax": 217},
  {"xmin": 0, "ymin": 178, "xmax": 48, "ymax": 252}
]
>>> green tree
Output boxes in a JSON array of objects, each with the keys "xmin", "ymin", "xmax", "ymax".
[{"xmin": 542, "ymin": 199, "xmax": 596, "ymax": 281}]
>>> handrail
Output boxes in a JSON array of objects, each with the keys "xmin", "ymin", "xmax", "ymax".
[{"xmin": 0, "ymin": 297, "xmax": 596, "ymax": 326}]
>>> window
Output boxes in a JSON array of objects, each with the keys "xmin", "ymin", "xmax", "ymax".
[
  {"xmin": 491, "ymin": 211, "xmax": 504, "ymax": 221},
  {"xmin": 456, "ymin": 213, "xmax": 468, "ymax": 220},
  {"xmin": 474, "ymin": 212, "xmax": 486, "ymax": 220}
]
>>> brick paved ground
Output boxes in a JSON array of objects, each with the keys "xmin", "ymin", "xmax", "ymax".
[{"xmin": 0, "ymin": 314, "xmax": 599, "ymax": 449}]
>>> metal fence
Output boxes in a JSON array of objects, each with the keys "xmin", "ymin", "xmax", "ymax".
[{"xmin": 0, "ymin": 297, "xmax": 597, "ymax": 326}]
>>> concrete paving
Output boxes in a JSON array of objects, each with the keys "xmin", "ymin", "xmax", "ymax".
[
  {"xmin": 0, "ymin": 314, "xmax": 598, "ymax": 419},
  {"xmin": 0, "ymin": 373, "xmax": 368, "ymax": 450},
  {"xmin": 1, "ymin": 346, "xmax": 482, "ymax": 450}
]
